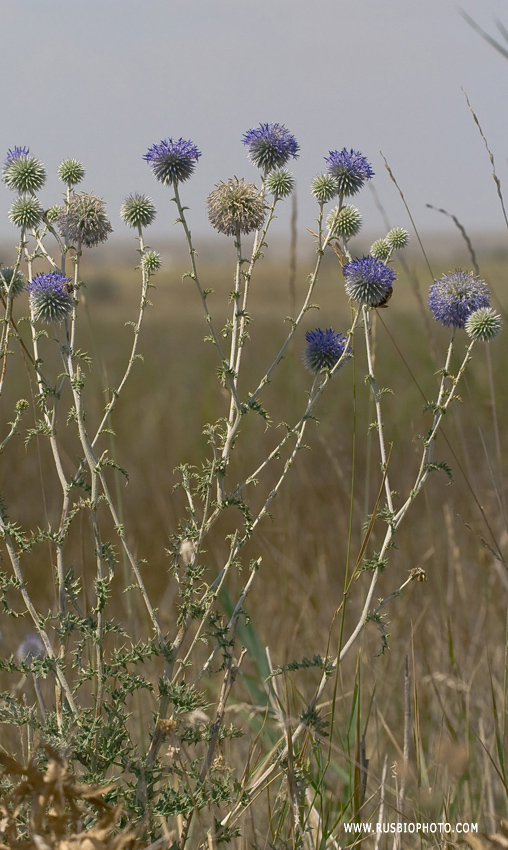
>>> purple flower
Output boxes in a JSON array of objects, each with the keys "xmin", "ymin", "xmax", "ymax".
[
  {"xmin": 28, "ymin": 272, "xmax": 73, "ymax": 323},
  {"xmin": 303, "ymin": 328, "xmax": 351, "ymax": 374},
  {"xmin": 242, "ymin": 123, "xmax": 299, "ymax": 171},
  {"xmin": 143, "ymin": 138, "xmax": 201, "ymax": 185},
  {"xmin": 325, "ymin": 149, "xmax": 374, "ymax": 197},
  {"xmin": 16, "ymin": 633, "xmax": 46, "ymax": 667},
  {"xmin": 5, "ymin": 146, "xmax": 30, "ymax": 166},
  {"xmin": 429, "ymin": 270, "xmax": 490, "ymax": 328},
  {"xmin": 344, "ymin": 256, "xmax": 395, "ymax": 307}
]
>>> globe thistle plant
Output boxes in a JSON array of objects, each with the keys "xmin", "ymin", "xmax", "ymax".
[
  {"xmin": 265, "ymin": 168, "xmax": 295, "ymax": 199},
  {"xmin": 28, "ymin": 272, "xmax": 74, "ymax": 323},
  {"xmin": 429, "ymin": 270, "xmax": 490, "ymax": 328},
  {"xmin": 8, "ymin": 195, "xmax": 44, "ymax": 230},
  {"xmin": 311, "ymin": 173, "xmax": 338, "ymax": 204},
  {"xmin": 370, "ymin": 239, "xmax": 391, "ymax": 261},
  {"xmin": 58, "ymin": 158, "xmax": 85, "ymax": 187},
  {"xmin": 3, "ymin": 148, "xmax": 46, "ymax": 194},
  {"xmin": 207, "ymin": 178, "xmax": 266, "ymax": 237},
  {"xmin": 464, "ymin": 307, "xmax": 502, "ymax": 341},
  {"xmin": 303, "ymin": 327, "xmax": 351, "ymax": 374},
  {"xmin": 344, "ymin": 255, "xmax": 396, "ymax": 307},
  {"xmin": 325, "ymin": 149, "xmax": 374, "ymax": 197},
  {"xmin": 58, "ymin": 192, "xmax": 113, "ymax": 248},
  {"xmin": 326, "ymin": 204, "xmax": 362, "ymax": 239},
  {"xmin": 143, "ymin": 138, "xmax": 201, "ymax": 185},
  {"xmin": 120, "ymin": 193, "xmax": 157, "ymax": 229},
  {"xmin": 242, "ymin": 123, "xmax": 299, "ymax": 171},
  {"xmin": 0, "ymin": 267, "xmax": 25, "ymax": 298}
]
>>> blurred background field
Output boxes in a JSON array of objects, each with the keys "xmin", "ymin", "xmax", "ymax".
[{"xmin": 1, "ymin": 230, "xmax": 508, "ymax": 834}]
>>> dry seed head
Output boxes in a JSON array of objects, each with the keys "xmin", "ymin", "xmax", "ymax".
[
  {"xmin": 58, "ymin": 192, "xmax": 113, "ymax": 247},
  {"xmin": 207, "ymin": 177, "xmax": 266, "ymax": 236}
]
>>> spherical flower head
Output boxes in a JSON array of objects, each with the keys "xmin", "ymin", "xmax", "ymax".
[
  {"xmin": 28, "ymin": 272, "xmax": 73, "ymax": 323},
  {"xmin": 465, "ymin": 307, "xmax": 502, "ymax": 342},
  {"xmin": 3, "ymin": 148, "xmax": 46, "ymax": 193},
  {"xmin": 325, "ymin": 149, "xmax": 374, "ymax": 197},
  {"xmin": 311, "ymin": 173, "xmax": 338, "ymax": 204},
  {"xmin": 16, "ymin": 633, "xmax": 46, "ymax": 667},
  {"xmin": 58, "ymin": 158, "xmax": 85, "ymax": 187},
  {"xmin": 242, "ymin": 123, "xmax": 299, "ymax": 171},
  {"xmin": 429, "ymin": 270, "xmax": 490, "ymax": 329},
  {"xmin": 370, "ymin": 239, "xmax": 391, "ymax": 261},
  {"xmin": 58, "ymin": 192, "xmax": 113, "ymax": 248},
  {"xmin": 386, "ymin": 227, "xmax": 409, "ymax": 250},
  {"xmin": 143, "ymin": 137, "xmax": 201, "ymax": 185},
  {"xmin": 207, "ymin": 178, "xmax": 266, "ymax": 237},
  {"xmin": 327, "ymin": 204, "xmax": 362, "ymax": 239},
  {"xmin": 141, "ymin": 250, "xmax": 162, "ymax": 274},
  {"xmin": 264, "ymin": 167, "xmax": 295, "ymax": 199},
  {"xmin": 9, "ymin": 195, "xmax": 43, "ymax": 230},
  {"xmin": 120, "ymin": 193, "xmax": 157, "ymax": 229},
  {"xmin": 45, "ymin": 204, "xmax": 61, "ymax": 223},
  {"xmin": 303, "ymin": 327, "xmax": 351, "ymax": 374},
  {"xmin": 0, "ymin": 266, "xmax": 25, "ymax": 298},
  {"xmin": 344, "ymin": 255, "xmax": 396, "ymax": 307}
]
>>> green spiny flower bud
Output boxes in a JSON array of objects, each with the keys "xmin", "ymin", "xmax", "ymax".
[
  {"xmin": 265, "ymin": 168, "xmax": 295, "ymax": 199},
  {"xmin": 465, "ymin": 307, "xmax": 502, "ymax": 341},
  {"xmin": 120, "ymin": 193, "xmax": 157, "ymax": 228},
  {"xmin": 370, "ymin": 239, "xmax": 391, "ymax": 261},
  {"xmin": 0, "ymin": 267, "xmax": 25, "ymax": 298},
  {"xmin": 45, "ymin": 205, "xmax": 61, "ymax": 223},
  {"xmin": 3, "ymin": 152, "xmax": 46, "ymax": 193},
  {"xmin": 386, "ymin": 227, "xmax": 409, "ymax": 250},
  {"xmin": 9, "ymin": 195, "xmax": 44, "ymax": 229},
  {"xmin": 311, "ymin": 173, "xmax": 337, "ymax": 204},
  {"xmin": 327, "ymin": 204, "xmax": 362, "ymax": 239},
  {"xmin": 58, "ymin": 158, "xmax": 85, "ymax": 187},
  {"xmin": 141, "ymin": 250, "xmax": 162, "ymax": 274}
]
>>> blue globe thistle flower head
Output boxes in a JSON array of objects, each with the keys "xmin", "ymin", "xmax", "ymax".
[
  {"xmin": 143, "ymin": 138, "xmax": 201, "ymax": 185},
  {"xmin": 28, "ymin": 272, "xmax": 73, "ymax": 323},
  {"xmin": 303, "ymin": 328, "xmax": 351, "ymax": 374},
  {"xmin": 429, "ymin": 270, "xmax": 490, "ymax": 328},
  {"xmin": 16, "ymin": 632, "xmax": 46, "ymax": 666},
  {"xmin": 4, "ymin": 146, "xmax": 30, "ymax": 166},
  {"xmin": 344, "ymin": 256, "xmax": 395, "ymax": 307},
  {"xmin": 242, "ymin": 123, "xmax": 299, "ymax": 171},
  {"xmin": 325, "ymin": 149, "xmax": 374, "ymax": 197}
]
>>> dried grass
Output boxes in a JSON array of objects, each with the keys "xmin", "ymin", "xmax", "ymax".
[{"xmin": 0, "ymin": 748, "xmax": 137, "ymax": 850}]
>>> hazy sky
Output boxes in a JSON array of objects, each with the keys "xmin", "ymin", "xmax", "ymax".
[{"xmin": 2, "ymin": 0, "xmax": 508, "ymax": 246}]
